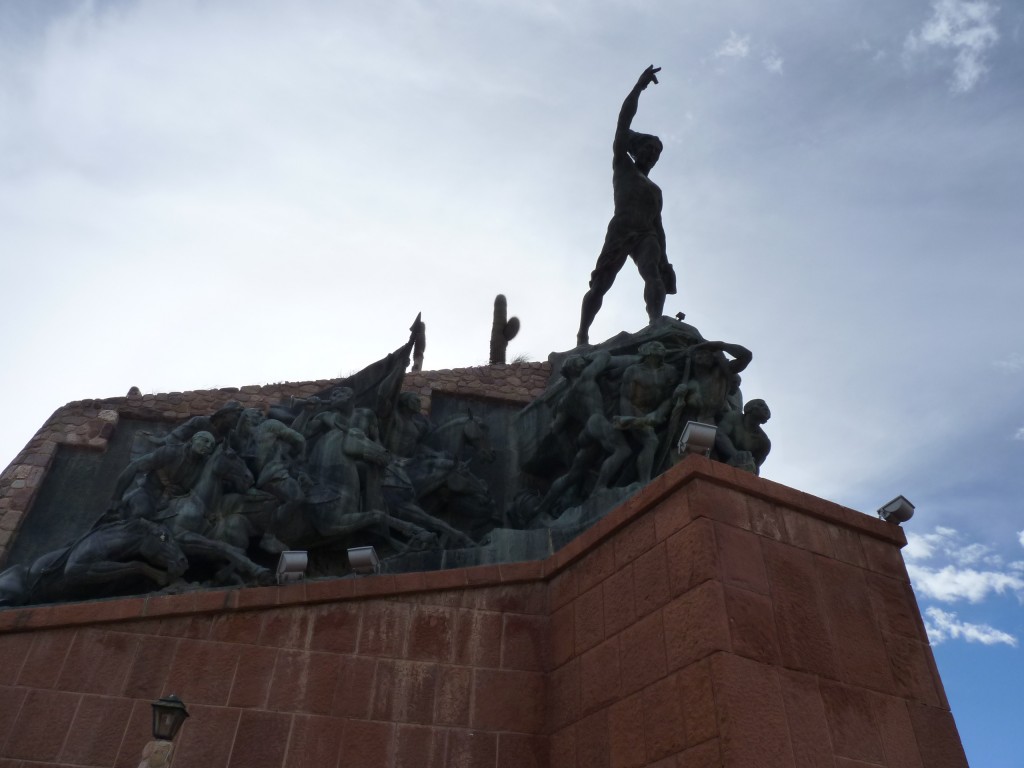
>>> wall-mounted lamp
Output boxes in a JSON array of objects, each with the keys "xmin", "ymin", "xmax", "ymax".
[
  {"xmin": 347, "ymin": 545, "xmax": 379, "ymax": 574},
  {"xmin": 877, "ymin": 495, "xmax": 915, "ymax": 525},
  {"xmin": 677, "ymin": 421, "xmax": 717, "ymax": 458},
  {"xmin": 276, "ymin": 551, "xmax": 308, "ymax": 584},
  {"xmin": 151, "ymin": 695, "xmax": 189, "ymax": 742}
]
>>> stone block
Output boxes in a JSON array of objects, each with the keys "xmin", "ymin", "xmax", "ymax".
[
  {"xmin": 908, "ymin": 703, "xmax": 970, "ymax": 768},
  {"xmin": 341, "ymin": 719, "xmax": 395, "ymax": 766},
  {"xmin": 574, "ymin": 584, "xmax": 606, "ymax": 655},
  {"xmin": 615, "ymin": 515, "xmax": 657, "ymax": 569},
  {"xmin": 663, "ymin": 581, "xmax": 731, "ymax": 672},
  {"xmin": 0, "ymin": 632, "xmax": 34, "ymax": 685},
  {"xmin": 781, "ymin": 507, "xmax": 835, "ymax": 557},
  {"xmin": 6, "ymin": 689, "xmax": 81, "ymax": 761},
  {"xmin": 617, "ymin": 610, "xmax": 667, "ymax": 698},
  {"xmin": 309, "ymin": 602, "xmax": 361, "ymax": 654},
  {"xmin": 723, "ymin": 586, "xmax": 780, "ymax": 665},
  {"xmin": 0, "ymin": 685, "xmax": 27, "ymax": 752},
  {"xmin": 549, "ymin": 567, "xmax": 579, "ymax": 611},
  {"xmin": 715, "ymin": 523, "xmax": 769, "ymax": 594},
  {"xmin": 17, "ymin": 628, "xmax": 76, "ymax": 689},
  {"xmin": 576, "ymin": 541, "xmax": 617, "ymax": 594},
  {"xmin": 285, "ymin": 714, "xmax": 344, "ymax": 768},
  {"xmin": 580, "ymin": 637, "xmax": 621, "ymax": 715},
  {"xmin": 258, "ymin": 607, "xmax": 313, "ymax": 650},
  {"xmin": 57, "ymin": 629, "xmax": 137, "ymax": 695},
  {"xmin": 546, "ymin": 658, "xmax": 580, "ymax": 733},
  {"xmin": 819, "ymin": 680, "xmax": 885, "ymax": 764},
  {"xmin": 59, "ymin": 694, "xmax": 133, "ymax": 766},
  {"xmin": 762, "ymin": 540, "xmax": 838, "ymax": 678},
  {"xmin": 227, "ymin": 644, "xmax": 277, "ymax": 709},
  {"xmin": 434, "ymin": 665, "xmax": 472, "ymax": 726},
  {"xmin": 407, "ymin": 605, "xmax": 457, "ymax": 662},
  {"xmin": 502, "ymin": 613, "xmax": 547, "ymax": 671},
  {"xmin": 867, "ymin": 693, "xmax": 924, "ymax": 768},
  {"xmin": 359, "ymin": 600, "xmax": 411, "ymax": 658},
  {"xmin": 633, "ymin": 542, "xmax": 670, "ymax": 617},
  {"xmin": 677, "ymin": 739, "xmax": 722, "ymax": 768},
  {"xmin": 665, "ymin": 519, "xmax": 719, "ymax": 598},
  {"xmin": 165, "ymin": 639, "xmax": 238, "ymax": 706},
  {"xmin": 371, "ymin": 659, "xmax": 439, "ymax": 724},
  {"xmin": 677, "ymin": 659, "xmax": 717, "ymax": 748},
  {"xmin": 608, "ymin": 692, "xmax": 647, "ymax": 768},
  {"xmin": 447, "ymin": 728, "xmax": 497, "ymax": 768},
  {"xmin": 394, "ymin": 723, "xmax": 448, "ymax": 768},
  {"xmin": 687, "ymin": 479, "xmax": 750, "ymax": 530},
  {"xmin": 209, "ymin": 611, "xmax": 263, "ymax": 644},
  {"xmin": 779, "ymin": 669, "xmax": 834, "ymax": 768},
  {"xmin": 550, "ymin": 602, "xmax": 576, "ymax": 669},
  {"xmin": 814, "ymin": 556, "xmax": 893, "ymax": 692},
  {"xmin": 473, "ymin": 668, "xmax": 545, "ymax": 733},
  {"xmin": 497, "ymin": 733, "xmax": 548, "ymax": 768},
  {"xmin": 454, "ymin": 608, "xmax": 502, "ymax": 668},
  {"xmin": 883, "ymin": 632, "xmax": 941, "ymax": 706},
  {"xmin": 226, "ymin": 710, "xmax": 291, "ymax": 768},
  {"xmin": 549, "ymin": 724, "xmax": 576, "ymax": 768},
  {"xmin": 575, "ymin": 708, "xmax": 611, "ymax": 768},
  {"xmin": 330, "ymin": 653, "xmax": 378, "ymax": 719},
  {"xmin": 642, "ymin": 673, "xmax": 687, "ymax": 761},
  {"xmin": 269, "ymin": 649, "xmax": 340, "ymax": 716},
  {"xmin": 712, "ymin": 654, "xmax": 795, "ymax": 768},
  {"xmin": 653, "ymin": 491, "xmax": 694, "ymax": 542}
]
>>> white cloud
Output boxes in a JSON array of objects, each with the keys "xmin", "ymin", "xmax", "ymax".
[
  {"xmin": 908, "ymin": 563, "xmax": 1024, "ymax": 602},
  {"xmin": 716, "ymin": 31, "xmax": 750, "ymax": 59},
  {"xmin": 904, "ymin": 526, "xmax": 958, "ymax": 560},
  {"xmin": 924, "ymin": 607, "xmax": 1017, "ymax": 646},
  {"xmin": 763, "ymin": 54, "xmax": 784, "ymax": 74},
  {"xmin": 994, "ymin": 352, "xmax": 1024, "ymax": 372},
  {"xmin": 904, "ymin": 0, "xmax": 1000, "ymax": 93},
  {"xmin": 1019, "ymin": 530, "xmax": 1024, "ymax": 549},
  {"xmin": 1014, "ymin": 427, "xmax": 1024, "ymax": 441}
]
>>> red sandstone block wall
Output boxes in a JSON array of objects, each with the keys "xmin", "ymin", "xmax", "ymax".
[
  {"xmin": 0, "ymin": 458, "xmax": 968, "ymax": 768},
  {"xmin": 545, "ymin": 465, "xmax": 968, "ymax": 768}
]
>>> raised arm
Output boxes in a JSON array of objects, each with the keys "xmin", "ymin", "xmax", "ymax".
[{"xmin": 613, "ymin": 66, "xmax": 661, "ymax": 156}]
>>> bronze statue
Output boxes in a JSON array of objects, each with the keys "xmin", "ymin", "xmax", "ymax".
[
  {"xmin": 614, "ymin": 341, "xmax": 679, "ymax": 484},
  {"xmin": 578, "ymin": 66, "xmax": 677, "ymax": 346},
  {"xmin": 714, "ymin": 399, "xmax": 772, "ymax": 474}
]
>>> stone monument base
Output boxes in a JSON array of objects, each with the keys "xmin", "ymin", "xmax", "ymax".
[{"xmin": 0, "ymin": 455, "xmax": 967, "ymax": 767}]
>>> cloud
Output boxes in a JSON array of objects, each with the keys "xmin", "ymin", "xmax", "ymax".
[
  {"xmin": 994, "ymin": 352, "xmax": 1024, "ymax": 372},
  {"xmin": 715, "ymin": 31, "xmax": 750, "ymax": 59},
  {"xmin": 1014, "ymin": 427, "xmax": 1024, "ymax": 441},
  {"xmin": 924, "ymin": 607, "xmax": 1017, "ymax": 646},
  {"xmin": 904, "ymin": 0, "xmax": 1000, "ymax": 93},
  {"xmin": 908, "ymin": 563, "xmax": 1024, "ymax": 602},
  {"xmin": 905, "ymin": 526, "xmax": 1024, "ymax": 602},
  {"xmin": 1019, "ymin": 530, "xmax": 1024, "ymax": 549},
  {"xmin": 762, "ymin": 54, "xmax": 784, "ymax": 74}
]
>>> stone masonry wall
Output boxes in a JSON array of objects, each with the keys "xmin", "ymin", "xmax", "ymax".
[
  {"xmin": 0, "ymin": 362, "xmax": 551, "ymax": 568},
  {"xmin": 0, "ymin": 457, "xmax": 967, "ymax": 768}
]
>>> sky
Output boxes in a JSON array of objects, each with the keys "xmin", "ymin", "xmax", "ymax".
[{"xmin": 1, "ymin": 0, "xmax": 1022, "ymax": 763}]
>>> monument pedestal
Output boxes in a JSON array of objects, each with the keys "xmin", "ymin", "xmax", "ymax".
[{"xmin": 0, "ymin": 455, "xmax": 967, "ymax": 767}]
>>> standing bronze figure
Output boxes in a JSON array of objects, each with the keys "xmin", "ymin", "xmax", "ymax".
[{"xmin": 577, "ymin": 65, "xmax": 677, "ymax": 346}]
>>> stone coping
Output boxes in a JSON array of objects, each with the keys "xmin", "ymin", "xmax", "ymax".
[{"xmin": 0, "ymin": 455, "xmax": 906, "ymax": 635}]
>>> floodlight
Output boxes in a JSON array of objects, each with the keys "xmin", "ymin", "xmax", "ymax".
[
  {"xmin": 347, "ymin": 545, "xmax": 380, "ymax": 574},
  {"xmin": 677, "ymin": 421, "xmax": 717, "ymax": 457},
  {"xmin": 877, "ymin": 495, "xmax": 915, "ymax": 525},
  {"xmin": 276, "ymin": 551, "xmax": 308, "ymax": 584},
  {"xmin": 151, "ymin": 695, "xmax": 189, "ymax": 741}
]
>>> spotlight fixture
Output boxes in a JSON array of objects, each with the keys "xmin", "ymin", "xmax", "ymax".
[
  {"xmin": 677, "ymin": 421, "xmax": 717, "ymax": 458},
  {"xmin": 151, "ymin": 695, "xmax": 189, "ymax": 742},
  {"xmin": 347, "ymin": 545, "xmax": 380, "ymax": 574},
  {"xmin": 877, "ymin": 495, "xmax": 915, "ymax": 525},
  {"xmin": 276, "ymin": 550, "xmax": 308, "ymax": 585}
]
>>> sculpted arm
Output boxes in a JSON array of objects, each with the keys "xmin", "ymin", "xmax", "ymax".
[
  {"xmin": 111, "ymin": 447, "xmax": 168, "ymax": 502},
  {"xmin": 613, "ymin": 66, "xmax": 661, "ymax": 158}
]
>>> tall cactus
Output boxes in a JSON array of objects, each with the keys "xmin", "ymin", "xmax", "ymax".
[
  {"xmin": 410, "ymin": 312, "xmax": 426, "ymax": 372},
  {"xmin": 489, "ymin": 294, "xmax": 520, "ymax": 364}
]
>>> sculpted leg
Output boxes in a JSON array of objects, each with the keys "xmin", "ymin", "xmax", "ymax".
[{"xmin": 634, "ymin": 241, "xmax": 667, "ymax": 323}]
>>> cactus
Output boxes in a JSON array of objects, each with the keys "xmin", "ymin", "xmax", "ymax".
[
  {"xmin": 410, "ymin": 313, "xmax": 426, "ymax": 372},
  {"xmin": 489, "ymin": 294, "xmax": 520, "ymax": 364}
]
